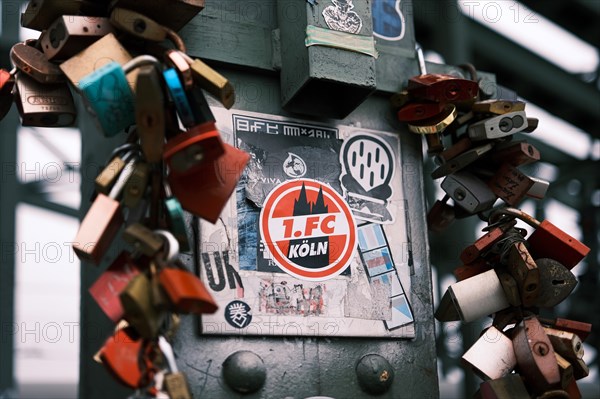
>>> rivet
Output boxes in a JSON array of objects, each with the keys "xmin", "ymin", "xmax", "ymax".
[
  {"xmin": 355, "ymin": 354, "xmax": 394, "ymax": 394},
  {"xmin": 222, "ymin": 350, "xmax": 266, "ymax": 394}
]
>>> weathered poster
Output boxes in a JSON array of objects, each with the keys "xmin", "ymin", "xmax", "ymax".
[{"xmin": 199, "ymin": 108, "xmax": 414, "ymax": 338}]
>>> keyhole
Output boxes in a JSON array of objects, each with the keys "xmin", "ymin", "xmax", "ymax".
[
  {"xmin": 525, "ymin": 283, "xmax": 537, "ymax": 292},
  {"xmin": 534, "ymin": 342, "xmax": 549, "ymax": 356},
  {"xmin": 552, "ymin": 279, "xmax": 566, "ymax": 286},
  {"xmin": 134, "ymin": 19, "xmax": 147, "ymax": 33}
]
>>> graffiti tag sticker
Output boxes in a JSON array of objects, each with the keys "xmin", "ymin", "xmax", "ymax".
[
  {"xmin": 225, "ymin": 300, "xmax": 252, "ymax": 329},
  {"xmin": 322, "ymin": 0, "xmax": 363, "ymax": 34},
  {"xmin": 339, "ymin": 133, "xmax": 396, "ymax": 224},
  {"xmin": 259, "ymin": 179, "xmax": 357, "ymax": 281}
]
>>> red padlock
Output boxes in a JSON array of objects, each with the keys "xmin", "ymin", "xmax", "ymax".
[
  {"xmin": 159, "ymin": 267, "xmax": 218, "ymax": 314},
  {"xmin": 397, "ymin": 101, "xmax": 445, "ymax": 122},
  {"xmin": 407, "ymin": 74, "xmax": 479, "ymax": 103},
  {"xmin": 99, "ymin": 327, "xmax": 147, "ymax": 389},
  {"xmin": 163, "ymin": 121, "xmax": 225, "ymax": 176},
  {"xmin": 168, "ymin": 142, "xmax": 250, "ymax": 223},
  {"xmin": 89, "ymin": 252, "xmax": 141, "ymax": 322}
]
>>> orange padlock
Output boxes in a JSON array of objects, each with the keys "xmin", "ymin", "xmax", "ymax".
[
  {"xmin": 168, "ymin": 142, "xmax": 250, "ymax": 223},
  {"xmin": 163, "ymin": 121, "xmax": 225, "ymax": 175},
  {"xmin": 89, "ymin": 252, "xmax": 141, "ymax": 322},
  {"xmin": 159, "ymin": 267, "xmax": 218, "ymax": 314},
  {"xmin": 99, "ymin": 327, "xmax": 147, "ymax": 389}
]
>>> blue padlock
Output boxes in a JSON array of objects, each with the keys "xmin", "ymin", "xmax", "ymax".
[{"xmin": 79, "ymin": 55, "xmax": 161, "ymax": 137}]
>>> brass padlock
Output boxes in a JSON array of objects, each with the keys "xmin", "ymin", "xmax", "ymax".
[
  {"xmin": 158, "ymin": 336, "xmax": 193, "ymax": 399},
  {"xmin": 135, "ymin": 65, "xmax": 165, "ymax": 164},
  {"xmin": 507, "ymin": 241, "xmax": 540, "ymax": 308},
  {"xmin": 73, "ymin": 158, "xmax": 136, "ymax": 264},
  {"xmin": 123, "ymin": 162, "xmax": 150, "ymax": 209},
  {"xmin": 10, "ymin": 42, "xmax": 65, "ymax": 84},
  {"xmin": 95, "ymin": 144, "xmax": 137, "ymax": 194},
  {"xmin": 181, "ymin": 52, "xmax": 235, "ymax": 109},
  {"xmin": 39, "ymin": 16, "xmax": 114, "ymax": 61},
  {"xmin": 60, "ymin": 33, "xmax": 134, "ymax": 88},
  {"xmin": 472, "ymin": 99, "xmax": 526, "ymax": 115},
  {"xmin": 123, "ymin": 223, "xmax": 165, "ymax": 257},
  {"xmin": 109, "ymin": 8, "xmax": 186, "ymax": 52},
  {"xmin": 14, "ymin": 73, "xmax": 76, "ymax": 127},
  {"xmin": 119, "ymin": 273, "xmax": 166, "ymax": 339}
]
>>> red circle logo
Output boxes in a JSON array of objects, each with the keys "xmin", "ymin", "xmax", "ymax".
[{"xmin": 259, "ymin": 179, "xmax": 357, "ymax": 281}]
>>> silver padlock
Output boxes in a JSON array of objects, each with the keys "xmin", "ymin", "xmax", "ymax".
[
  {"xmin": 440, "ymin": 170, "xmax": 497, "ymax": 214},
  {"xmin": 468, "ymin": 111, "xmax": 529, "ymax": 141}
]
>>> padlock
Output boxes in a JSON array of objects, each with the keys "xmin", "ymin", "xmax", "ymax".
[
  {"xmin": 490, "ymin": 140, "xmax": 541, "ymax": 167},
  {"xmin": 89, "ymin": 252, "xmax": 141, "ymax": 322},
  {"xmin": 123, "ymin": 162, "xmax": 150, "ymax": 209},
  {"xmin": 523, "ymin": 117, "xmax": 539, "ymax": 133},
  {"xmin": 79, "ymin": 55, "xmax": 160, "ymax": 137},
  {"xmin": 407, "ymin": 103, "xmax": 457, "ymax": 135},
  {"xmin": 569, "ymin": 357, "xmax": 589, "ymax": 380},
  {"xmin": 453, "ymin": 258, "xmax": 492, "ymax": 282},
  {"xmin": 165, "ymin": 50, "xmax": 193, "ymax": 91},
  {"xmin": 534, "ymin": 258, "xmax": 577, "ymax": 308},
  {"xmin": 73, "ymin": 158, "xmax": 136, "ymax": 264},
  {"xmin": 158, "ymin": 336, "xmax": 193, "ymax": 399},
  {"xmin": 427, "ymin": 195, "xmax": 455, "ymax": 233},
  {"xmin": 507, "ymin": 241, "xmax": 540, "ymax": 308},
  {"xmin": 99, "ymin": 326, "xmax": 147, "ymax": 388},
  {"xmin": 163, "ymin": 183, "xmax": 191, "ymax": 253},
  {"xmin": 468, "ymin": 111, "xmax": 529, "ymax": 141},
  {"xmin": 10, "ymin": 42, "xmax": 65, "ymax": 84},
  {"xmin": 472, "ymin": 99, "xmax": 526, "ymax": 115},
  {"xmin": 39, "ymin": 16, "xmax": 114, "ymax": 61},
  {"xmin": 109, "ymin": 8, "xmax": 186, "ymax": 52},
  {"xmin": 512, "ymin": 317, "xmax": 561, "ymax": 394},
  {"xmin": 135, "ymin": 66, "xmax": 165, "ymax": 164},
  {"xmin": 461, "ymin": 326, "xmax": 516, "ymax": 380},
  {"xmin": 163, "ymin": 122, "xmax": 224, "ymax": 175},
  {"xmin": 435, "ymin": 269, "xmax": 510, "ymax": 322},
  {"xmin": 60, "ymin": 33, "xmax": 134, "ymax": 88},
  {"xmin": 489, "ymin": 208, "xmax": 590, "ymax": 269},
  {"xmin": 159, "ymin": 267, "xmax": 217, "ymax": 314},
  {"xmin": 180, "ymin": 52, "xmax": 235, "ymax": 109},
  {"xmin": 120, "ymin": 272, "xmax": 166, "ymax": 339},
  {"xmin": 123, "ymin": 223, "xmax": 165, "ymax": 257},
  {"xmin": 397, "ymin": 101, "xmax": 445, "ymax": 122},
  {"xmin": 431, "ymin": 142, "xmax": 494, "ymax": 179},
  {"xmin": 487, "ymin": 163, "xmax": 535, "ymax": 206},
  {"xmin": 14, "ymin": 73, "xmax": 76, "ymax": 127},
  {"xmin": 0, "ymin": 69, "xmax": 15, "ymax": 121},
  {"xmin": 460, "ymin": 222, "xmax": 516, "ymax": 264},
  {"xmin": 20, "ymin": 0, "xmax": 103, "ymax": 31},
  {"xmin": 168, "ymin": 143, "xmax": 250, "ymax": 223},
  {"xmin": 539, "ymin": 318, "xmax": 592, "ymax": 342},
  {"xmin": 435, "ymin": 136, "xmax": 473, "ymax": 164},
  {"xmin": 95, "ymin": 144, "xmax": 138, "ymax": 194},
  {"xmin": 479, "ymin": 374, "xmax": 530, "ymax": 399},
  {"xmin": 108, "ymin": 0, "xmax": 205, "ymax": 32},
  {"xmin": 544, "ymin": 327, "xmax": 584, "ymax": 361},
  {"xmin": 407, "ymin": 74, "xmax": 479, "ymax": 103},
  {"xmin": 441, "ymin": 171, "xmax": 497, "ymax": 214}
]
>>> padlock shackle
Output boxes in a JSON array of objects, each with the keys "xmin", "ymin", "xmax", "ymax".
[
  {"xmin": 489, "ymin": 207, "xmax": 541, "ymax": 228},
  {"xmin": 123, "ymin": 55, "xmax": 161, "ymax": 74},
  {"xmin": 109, "ymin": 159, "xmax": 137, "ymax": 199},
  {"xmin": 158, "ymin": 336, "xmax": 179, "ymax": 373},
  {"xmin": 415, "ymin": 43, "xmax": 427, "ymax": 76},
  {"xmin": 154, "ymin": 229, "xmax": 180, "ymax": 263}
]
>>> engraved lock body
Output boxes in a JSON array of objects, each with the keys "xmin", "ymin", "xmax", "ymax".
[
  {"xmin": 79, "ymin": 55, "xmax": 160, "ymax": 137},
  {"xmin": 440, "ymin": 170, "xmax": 497, "ymax": 214},
  {"xmin": 40, "ymin": 16, "xmax": 114, "ymax": 61},
  {"xmin": 10, "ymin": 42, "xmax": 65, "ymax": 84},
  {"xmin": 461, "ymin": 326, "xmax": 516, "ymax": 380},
  {"xmin": 119, "ymin": 272, "xmax": 166, "ymax": 339},
  {"xmin": 73, "ymin": 158, "xmax": 136, "ymax": 264},
  {"xmin": 89, "ymin": 252, "xmax": 141, "ymax": 322},
  {"xmin": 99, "ymin": 327, "xmax": 147, "ymax": 388},
  {"xmin": 159, "ymin": 267, "xmax": 218, "ymax": 314},
  {"xmin": 487, "ymin": 163, "xmax": 535, "ymax": 206},
  {"xmin": 15, "ymin": 73, "xmax": 76, "ymax": 127},
  {"xmin": 468, "ymin": 111, "xmax": 528, "ymax": 141}
]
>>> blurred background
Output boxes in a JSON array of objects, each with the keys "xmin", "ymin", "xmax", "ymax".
[{"xmin": 1, "ymin": 0, "xmax": 599, "ymax": 398}]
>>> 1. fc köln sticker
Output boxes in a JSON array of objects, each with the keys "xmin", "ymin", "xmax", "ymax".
[{"xmin": 260, "ymin": 179, "xmax": 357, "ymax": 281}]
